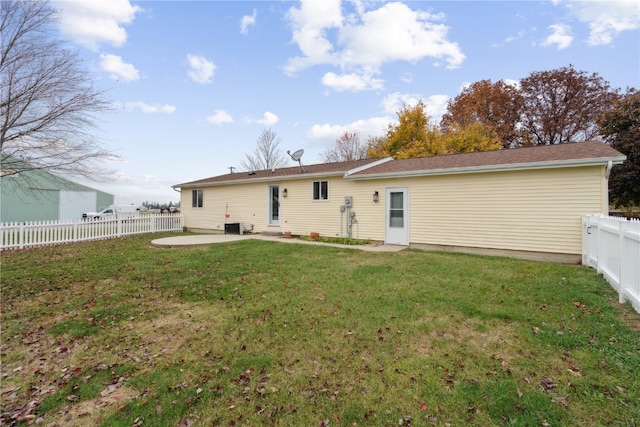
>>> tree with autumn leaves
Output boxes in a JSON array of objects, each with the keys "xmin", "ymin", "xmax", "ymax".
[
  {"xmin": 440, "ymin": 65, "xmax": 619, "ymax": 148},
  {"xmin": 367, "ymin": 101, "xmax": 501, "ymax": 159},
  {"xmin": 597, "ymin": 89, "xmax": 640, "ymax": 215},
  {"xmin": 441, "ymin": 79, "xmax": 523, "ymax": 149},
  {"xmin": 366, "ymin": 65, "xmax": 623, "ymax": 159}
]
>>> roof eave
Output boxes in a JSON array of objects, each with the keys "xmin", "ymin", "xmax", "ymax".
[
  {"xmin": 173, "ymin": 170, "xmax": 355, "ymax": 189},
  {"xmin": 345, "ymin": 156, "xmax": 627, "ymax": 180}
]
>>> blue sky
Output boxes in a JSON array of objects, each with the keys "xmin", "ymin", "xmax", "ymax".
[{"xmin": 52, "ymin": 0, "xmax": 640, "ymax": 205}]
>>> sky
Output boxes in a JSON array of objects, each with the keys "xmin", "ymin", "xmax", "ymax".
[{"xmin": 50, "ymin": 0, "xmax": 640, "ymax": 206}]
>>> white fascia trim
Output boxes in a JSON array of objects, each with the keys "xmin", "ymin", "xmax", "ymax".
[
  {"xmin": 174, "ymin": 171, "xmax": 355, "ymax": 189},
  {"xmin": 344, "ymin": 157, "xmax": 393, "ymax": 176},
  {"xmin": 345, "ymin": 156, "xmax": 626, "ymax": 180}
]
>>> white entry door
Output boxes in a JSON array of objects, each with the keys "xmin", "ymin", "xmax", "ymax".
[
  {"xmin": 268, "ymin": 184, "xmax": 280, "ymax": 225},
  {"xmin": 385, "ymin": 187, "xmax": 408, "ymax": 246}
]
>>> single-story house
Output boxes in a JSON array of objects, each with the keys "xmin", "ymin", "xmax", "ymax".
[
  {"xmin": 0, "ymin": 160, "xmax": 114, "ymax": 223},
  {"xmin": 173, "ymin": 141, "xmax": 625, "ymax": 263}
]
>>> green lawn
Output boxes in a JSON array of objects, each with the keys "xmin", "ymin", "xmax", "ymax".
[{"xmin": 1, "ymin": 233, "xmax": 639, "ymax": 426}]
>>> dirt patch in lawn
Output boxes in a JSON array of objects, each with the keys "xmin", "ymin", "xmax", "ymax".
[
  {"xmin": 413, "ymin": 314, "xmax": 519, "ymax": 362},
  {"xmin": 43, "ymin": 385, "xmax": 139, "ymax": 427}
]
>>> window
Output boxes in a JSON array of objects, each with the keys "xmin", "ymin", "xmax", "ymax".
[
  {"xmin": 313, "ymin": 181, "xmax": 328, "ymax": 200},
  {"xmin": 191, "ymin": 189, "xmax": 203, "ymax": 208},
  {"xmin": 389, "ymin": 191, "xmax": 404, "ymax": 227}
]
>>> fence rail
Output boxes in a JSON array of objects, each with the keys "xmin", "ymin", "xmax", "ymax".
[
  {"xmin": 1, "ymin": 214, "xmax": 184, "ymax": 250},
  {"xmin": 582, "ymin": 215, "xmax": 640, "ymax": 314}
]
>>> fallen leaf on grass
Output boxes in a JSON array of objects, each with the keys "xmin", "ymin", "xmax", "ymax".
[
  {"xmin": 540, "ymin": 376, "xmax": 557, "ymax": 392},
  {"xmin": 567, "ymin": 368, "xmax": 581, "ymax": 377}
]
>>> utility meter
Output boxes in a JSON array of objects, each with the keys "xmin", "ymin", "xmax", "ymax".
[
  {"xmin": 344, "ymin": 196, "xmax": 353, "ymax": 207},
  {"xmin": 340, "ymin": 205, "xmax": 346, "ymax": 213}
]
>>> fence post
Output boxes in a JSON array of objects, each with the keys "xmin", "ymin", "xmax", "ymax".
[
  {"xmin": 19, "ymin": 222, "xmax": 24, "ymax": 250},
  {"xmin": 596, "ymin": 216, "xmax": 604, "ymax": 275},
  {"xmin": 618, "ymin": 220, "xmax": 629, "ymax": 304},
  {"xmin": 582, "ymin": 216, "xmax": 588, "ymax": 266}
]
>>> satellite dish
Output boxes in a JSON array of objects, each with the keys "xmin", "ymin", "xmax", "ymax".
[
  {"xmin": 287, "ymin": 149, "xmax": 306, "ymax": 173},
  {"xmin": 287, "ymin": 149, "xmax": 304, "ymax": 162}
]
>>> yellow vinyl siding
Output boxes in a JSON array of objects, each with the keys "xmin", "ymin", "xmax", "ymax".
[
  {"xmin": 182, "ymin": 183, "xmax": 270, "ymax": 232},
  {"xmin": 402, "ymin": 165, "xmax": 605, "ymax": 255},
  {"xmin": 281, "ymin": 177, "xmax": 385, "ymax": 239},
  {"xmin": 180, "ymin": 164, "xmax": 606, "ymax": 256}
]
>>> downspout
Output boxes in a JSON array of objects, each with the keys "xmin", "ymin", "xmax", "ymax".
[{"xmin": 604, "ymin": 161, "xmax": 613, "ymax": 215}]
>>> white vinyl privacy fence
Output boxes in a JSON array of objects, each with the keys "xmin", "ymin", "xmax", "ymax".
[
  {"xmin": 582, "ymin": 215, "xmax": 640, "ymax": 314},
  {"xmin": 1, "ymin": 214, "xmax": 184, "ymax": 250}
]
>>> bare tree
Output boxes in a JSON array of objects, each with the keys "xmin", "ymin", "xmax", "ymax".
[
  {"xmin": 240, "ymin": 128, "xmax": 288, "ymax": 171},
  {"xmin": 1, "ymin": 0, "xmax": 114, "ymax": 183},
  {"xmin": 321, "ymin": 131, "xmax": 369, "ymax": 162}
]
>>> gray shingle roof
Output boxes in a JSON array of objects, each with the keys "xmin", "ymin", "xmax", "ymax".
[
  {"xmin": 174, "ymin": 158, "xmax": 380, "ymax": 188},
  {"xmin": 174, "ymin": 141, "xmax": 625, "ymax": 188},
  {"xmin": 348, "ymin": 140, "xmax": 625, "ymax": 179}
]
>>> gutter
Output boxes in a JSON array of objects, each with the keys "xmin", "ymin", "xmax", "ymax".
[
  {"xmin": 173, "ymin": 170, "xmax": 356, "ymax": 189},
  {"xmin": 345, "ymin": 156, "xmax": 626, "ymax": 181}
]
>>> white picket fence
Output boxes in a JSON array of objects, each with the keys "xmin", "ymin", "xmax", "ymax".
[
  {"xmin": 582, "ymin": 215, "xmax": 640, "ymax": 314},
  {"xmin": 0, "ymin": 214, "xmax": 184, "ymax": 250}
]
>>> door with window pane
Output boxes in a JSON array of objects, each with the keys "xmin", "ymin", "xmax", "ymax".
[
  {"xmin": 268, "ymin": 185, "xmax": 280, "ymax": 225},
  {"xmin": 385, "ymin": 187, "xmax": 408, "ymax": 245}
]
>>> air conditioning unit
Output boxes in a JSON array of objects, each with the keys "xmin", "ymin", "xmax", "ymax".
[{"xmin": 224, "ymin": 222, "xmax": 244, "ymax": 235}]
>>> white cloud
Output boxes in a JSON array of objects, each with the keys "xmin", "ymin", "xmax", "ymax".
[
  {"xmin": 542, "ymin": 24, "xmax": 574, "ymax": 49},
  {"xmin": 339, "ymin": 3, "xmax": 465, "ymax": 69},
  {"xmin": 564, "ymin": 1, "xmax": 639, "ymax": 46},
  {"xmin": 424, "ymin": 94, "xmax": 450, "ymax": 121},
  {"xmin": 256, "ymin": 112, "xmax": 279, "ymax": 126},
  {"xmin": 284, "ymin": 0, "xmax": 343, "ymax": 72},
  {"xmin": 382, "ymin": 92, "xmax": 448, "ymax": 122},
  {"xmin": 55, "ymin": 0, "xmax": 141, "ymax": 50},
  {"xmin": 504, "ymin": 79, "xmax": 520, "ymax": 88},
  {"xmin": 119, "ymin": 102, "xmax": 176, "ymax": 114},
  {"xmin": 400, "ymin": 73, "xmax": 413, "ymax": 83},
  {"xmin": 307, "ymin": 116, "xmax": 390, "ymax": 145},
  {"xmin": 321, "ymin": 72, "xmax": 383, "ymax": 91},
  {"xmin": 285, "ymin": 0, "xmax": 464, "ymax": 92},
  {"xmin": 206, "ymin": 110, "xmax": 234, "ymax": 124},
  {"xmin": 240, "ymin": 9, "xmax": 257, "ymax": 35},
  {"xmin": 187, "ymin": 54, "xmax": 216, "ymax": 84},
  {"xmin": 382, "ymin": 92, "xmax": 423, "ymax": 115},
  {"xmin": 100, "ymin": 54, "xmax": 139, "ymax": 82}
]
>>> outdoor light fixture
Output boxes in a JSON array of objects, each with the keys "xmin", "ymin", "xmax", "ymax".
[
  {"xmin": 283, "ymin": 188, "xmax": 288, "ymax": 198},
  {"xmin": 373, "ymin": 191, "xmax": 379, "ymax": 203}
]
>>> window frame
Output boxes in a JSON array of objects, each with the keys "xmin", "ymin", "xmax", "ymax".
[
  {"xmin": 312, "ymin": 180, "xmax": 329, "ymax": 201},
  {"xmin": 191, "ymin": 189, "xmax": 203, "ymax": 208}
]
